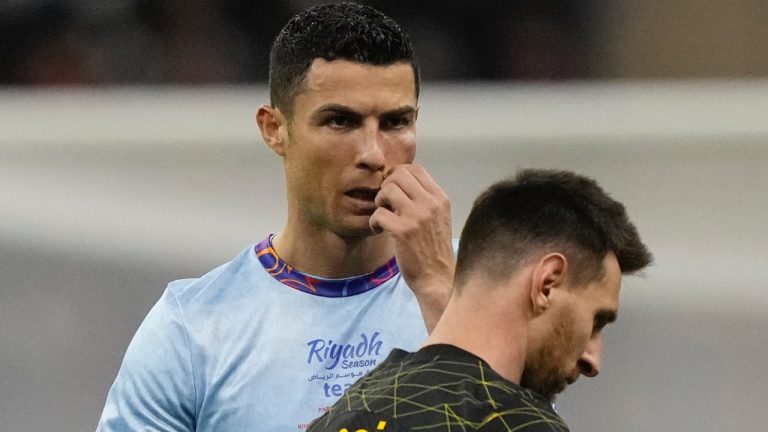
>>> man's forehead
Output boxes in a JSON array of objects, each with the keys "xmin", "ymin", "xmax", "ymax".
[
  {"xmin": 582, "ymin": 253, "xmax": 621, "ymax": 305},
  {"xmin": 605, "ymin": 253, "xmax": 622, "ymax": 295},
  {"xmin": 299, "ymin": 58, "xmax": 417, "ymax": 100},
  {"xmin": 281, "ymin": 58, "xmax": 418, "ymax": 124},
  {"xmin": 599, "ymin": 257, "xmax": 622, "ymax": 311}
]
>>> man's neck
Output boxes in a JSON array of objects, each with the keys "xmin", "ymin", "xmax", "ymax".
[
  {"xmin": 272, "ymin": 221, "xmax": 395, "ymax": 278},
  {"xmin": 424, "ymin": 287, "xmax": 529, "ymax": 384}
]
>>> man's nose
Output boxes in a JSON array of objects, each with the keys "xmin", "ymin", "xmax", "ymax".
[
  {"xmin": 577, "ymin": 335, "xmax": 602, "ymax": 378},
  {"xmin": 355, "ymin": 123, "xmax": 386, "ymax": 172}
]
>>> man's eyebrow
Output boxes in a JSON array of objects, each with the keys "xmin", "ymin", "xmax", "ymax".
[
  {"xmin": 314, "ymin": 104, "xmax": 362, "ymax": 117},
  {"xmin": 381, "ymin": 106, "xmax": 417, "ymax": 117},
  {"xmin": 596, "ymin": 309, "xmax": 617, "ymax": 325},
  {"xmin": 313, "ymin": 104, "xmax": 417, "ymax": 118}
]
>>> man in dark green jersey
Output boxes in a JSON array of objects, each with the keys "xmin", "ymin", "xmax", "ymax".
[{"xmin": 309, "ymin": 169, "xmax": 653, "ymax": 431}]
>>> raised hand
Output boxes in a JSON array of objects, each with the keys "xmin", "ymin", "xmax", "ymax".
[{"xmin": 369, "ymin": 164, "xmax": 455, "ymax": 333}]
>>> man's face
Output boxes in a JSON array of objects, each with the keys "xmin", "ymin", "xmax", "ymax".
[
  {"xmin": 521, "ymin": 253, "xmax": 622, "ymax": 402},
  {"xmin": 281, "ymin": 59, "xmax": 418, "ymax": 238}
]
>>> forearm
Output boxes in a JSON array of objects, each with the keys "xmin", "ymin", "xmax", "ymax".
[{"xmin": 407, "ymin": 262, "xmax": 454, "ymax": 334}]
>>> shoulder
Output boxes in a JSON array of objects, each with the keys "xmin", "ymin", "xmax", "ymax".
[
  {"xmin": 166, "ymin": 244, "xmax": 266, "ymax": 307},
  {"xmin": 487, "ymin": 387, "xmax": 568, "ymax": 431}
]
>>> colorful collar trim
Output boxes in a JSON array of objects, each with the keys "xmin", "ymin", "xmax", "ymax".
[{"xmin": 254, "ymin": 235, "xmax": 400, "ymax": 297}]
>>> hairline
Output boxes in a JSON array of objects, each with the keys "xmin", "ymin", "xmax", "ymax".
[
  {"xmin": 455, "ymin": 242, "xmax": 611, "ymax": 293},
  {"xmin": 275, "ymin": 59, "xmax": 419, "ymax": 120}
]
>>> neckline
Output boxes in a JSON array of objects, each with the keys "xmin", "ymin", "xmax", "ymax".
[
  {"xmin": 407, "ymin": 343, "xmax": 553, "ymax": 406},
  {"xmin": 254, "ymin": 235, "xmax": 400, "ymax": 297}
]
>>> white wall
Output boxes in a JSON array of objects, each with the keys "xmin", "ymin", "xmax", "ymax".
[{"xmin": 1, "ymin": 82, "xmax": 767, "ymax": 431}]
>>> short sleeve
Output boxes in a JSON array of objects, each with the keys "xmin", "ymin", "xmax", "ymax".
[{"xmin": 95, "ymin": 288, "xmax": 197, "ymax": 431}]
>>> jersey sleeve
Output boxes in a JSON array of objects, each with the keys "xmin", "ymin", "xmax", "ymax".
[
  {"xmin": 479, "ymin": 409, "xmax": 570, "ymax": 432},
  {"xmin": 95, "ymin": 288, "xmax": 197, "ymax": 432}
]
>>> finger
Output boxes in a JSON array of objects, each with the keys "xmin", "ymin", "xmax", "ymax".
[
  {"xmin": 391, "ymin": 164, "xmax": 444, "ymax": 197},
  {"xmin": 383, "ymin": 165, "xmax": 396, "ymax": 179},
  {"xmin": 382, "ymin": 166, "xmax": 430, "ymax": 202},
  {"xmin": 375, "ymin": 182, "xmax": 411, "ymax": 214},
  {"xmin": 370, "ymin": 204, "xmax": 418, "ymax": 236},
  {"xmin": 368, "ymin": 207, "xmax": 399, "ymax": 235}
]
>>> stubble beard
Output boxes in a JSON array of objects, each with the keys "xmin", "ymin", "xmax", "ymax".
[
  {"xmin": 519, "ymin": 309, "xmax": 576, "ymax": 402},
  {"xmin": 326, "ymin": 212, "xmax": 379, "ymax": 240}
]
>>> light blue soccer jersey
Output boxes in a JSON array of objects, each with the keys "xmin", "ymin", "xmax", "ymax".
[{"xmin": 96, "ymin": 236, "xmax": 430, "ymax": 431}]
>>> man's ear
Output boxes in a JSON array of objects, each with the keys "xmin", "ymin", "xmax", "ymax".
[
  {"xmin": 530, "ymin": 253, "xmax": 567, "ymax": 315},
  {"xmin": 256, "ymin": 104, "xmax": 288, "ymax": 156}
]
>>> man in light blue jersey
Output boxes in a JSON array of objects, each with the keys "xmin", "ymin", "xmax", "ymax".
[{"xmin": 96, "ymin": 3, "xmax": 455, "ymax": 431}]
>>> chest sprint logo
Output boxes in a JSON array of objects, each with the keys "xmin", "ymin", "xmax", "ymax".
[{"xmin": 306, "ymin": 332, "xmax": 383, "ymax": 370}]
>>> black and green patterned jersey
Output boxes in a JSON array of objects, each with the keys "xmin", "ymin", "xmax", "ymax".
[{"xmin": 307, "ymin": 344, "xmax": 569, "ymax": 432}]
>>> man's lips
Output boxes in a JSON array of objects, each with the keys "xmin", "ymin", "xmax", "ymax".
[{"xmin": 344, "ymin": 188, "xmax": 380, "ymax": 202}]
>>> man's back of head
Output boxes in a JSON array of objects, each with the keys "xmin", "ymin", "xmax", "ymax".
[{"xmin": 455, "ymin": 168, "xmax": 652, "ymax": 290}]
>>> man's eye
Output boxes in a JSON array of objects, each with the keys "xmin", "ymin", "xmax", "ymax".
[
  {"xmin": 326, "ymin": 116, "xmax": 356, "ymax": 128},
  {"xmin": 382, "ymin": 116, "xmax": 410, "ymax": 130}
]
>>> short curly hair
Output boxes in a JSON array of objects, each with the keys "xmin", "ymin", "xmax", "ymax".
[{"xmin": 268, "ymin": 3, "xmax": 419, "ymax": 118}]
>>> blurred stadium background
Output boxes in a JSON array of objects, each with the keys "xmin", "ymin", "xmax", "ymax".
[{"xmin": 1, "ymin": 1, "xmax": 767, "ymax": 431}]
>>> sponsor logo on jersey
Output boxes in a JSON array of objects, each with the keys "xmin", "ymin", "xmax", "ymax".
[{"xmin": 306, "ymin": 332, "xmax": 383, "ymax": 370}]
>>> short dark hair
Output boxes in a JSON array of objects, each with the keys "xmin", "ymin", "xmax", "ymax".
[
  {"xmin": 455, "ymin": 169, "xmax": 653, "ymax": 289},
  {"xmin": 268, "ymin": 2, "xmax": 420, "ymax": 118}
]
